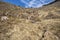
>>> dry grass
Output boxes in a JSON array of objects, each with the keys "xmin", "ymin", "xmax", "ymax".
[{"xmin": 0, "ymin": 1, "xmax": 60, "ymax": 40}]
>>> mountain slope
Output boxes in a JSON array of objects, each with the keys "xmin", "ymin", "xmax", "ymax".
[{"xmin": 0, "ymin": 1, "xmax": 60, "ymax": 40}]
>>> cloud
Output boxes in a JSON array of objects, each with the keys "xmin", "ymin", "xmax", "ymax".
[
  {"xmin": 27, "ymin": 0, "xmax": 43, "ymax": 8},
  {"xmin": 29, "ymin": 0, "xmax": 43, "ymax": 8},
  {"xmin": 40, "ymin": 0, "xmax": 55, "ymax": 4},
  {"xmin": 20, "ymin": 0, "xmax": 55, "ymax": 8},
  {"xmin": 20, "ymin": 0, "xmax": 29, "ymax": 5},
  {"xmin": 20, "ymin": 0, "xmax": 43, "ymax": 8},
  {"xmin": 2, "ymin": 0, "xmax": 55, "ymax": 8}
]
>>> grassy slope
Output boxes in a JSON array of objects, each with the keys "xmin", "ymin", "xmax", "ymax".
[{"xmin": 0, "ymin": 1, "xmax": 60, "ymax": 40}]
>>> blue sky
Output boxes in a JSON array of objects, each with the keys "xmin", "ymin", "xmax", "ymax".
[
  {"xmin": 2, "ymin": 0, "xmax": 55, "ymax": 8},
  {"xmin": 2, "ymin": 0, "xmax": 25, "ymax": 7}
]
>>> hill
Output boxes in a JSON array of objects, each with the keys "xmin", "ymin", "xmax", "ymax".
[{"xmin": 0, "ymin": 1, "xmax": 60, "ymax": 40}]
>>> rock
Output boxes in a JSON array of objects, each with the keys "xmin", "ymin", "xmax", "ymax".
[{"xmin": 0, "ymin": 1, "xmax": 60, "ymax": 40}]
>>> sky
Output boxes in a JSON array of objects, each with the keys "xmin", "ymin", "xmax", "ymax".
[{"xmin": 1, "ymin": 0, "xmax": 55, "ymax": 8}]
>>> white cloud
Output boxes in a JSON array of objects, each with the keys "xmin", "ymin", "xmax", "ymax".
[
  {"xmin": 20, "ymin": 0, "xmax": 29, "ymax": 5},
  {"xmin": 20, "ymin": 0, "xmax": 37, "ymax": 8},
  {"xmin": 27, "ymin": 0, "xmax": 43, "ymax": 8},
  {"xmin": 20, "ymin": 0, "xmax": 55, "ymax": 8},
  {"xmin": 2, "ymin": 0, "xmax": 55, "ymax": 8}
]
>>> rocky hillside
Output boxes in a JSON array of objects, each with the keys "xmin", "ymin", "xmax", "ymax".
[{"xmin": 0, "ymin": 1, "xmax": 60, "ymax": 40}]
